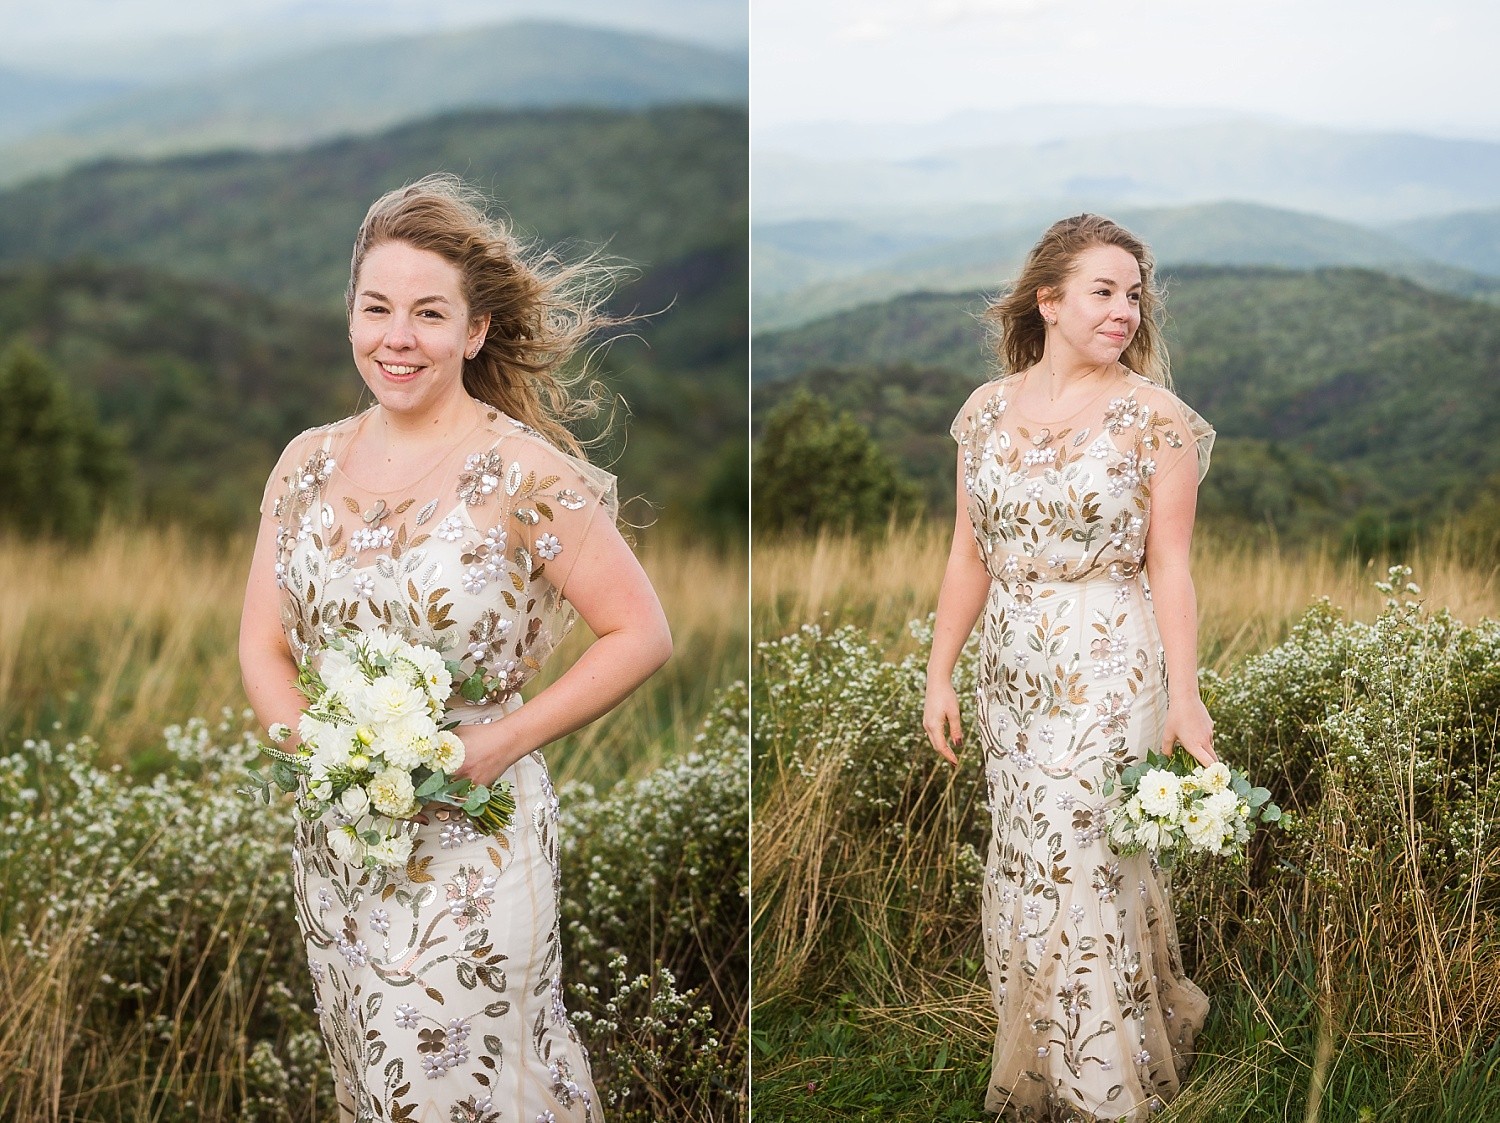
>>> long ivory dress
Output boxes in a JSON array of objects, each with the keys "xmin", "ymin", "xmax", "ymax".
[
  {"xmin": 261, "ymin": 403, "xmax": 613, "ymax": 1123},
  {"xmin": 950, "ymin": 371, "xmax": 1215, "ymax": 1121}
]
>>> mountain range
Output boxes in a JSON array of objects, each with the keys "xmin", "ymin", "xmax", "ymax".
[
  {"xmin": 0, "ymin": 103, "xmax": 747, "ymax": 531},
  {"xmin": 753, "ymin": 118, "xmax": 1500, "ymax": 226},
  {"xmin": 755, "ymin": 200, "xmax": 1500, "ymax": 332},
  {"xmin": 753, "ymin": 267, "xmax": 1500, "ymax": 544},
  {"xmin": 0, "ymin": 20, "xmax": 746, "ymax": 187}
]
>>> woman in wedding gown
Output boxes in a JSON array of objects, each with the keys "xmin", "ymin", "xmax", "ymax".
[
  {"xmin": 925, "ymin": 214, "xmax": 1215, "ymax": 1121},
  {"xmin": 239, "ymin": 175, "xmax": 672, "ymax": 1123}
]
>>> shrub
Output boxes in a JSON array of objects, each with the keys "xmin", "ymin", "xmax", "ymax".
[
  {"xmin": 752, "ymin": 573, "xmax": 1500, "ymax": 1110},
  {"xmin": 562, "ymin": 682, "xmax": 749, "ymax": 1122},
  {"xmin": 0, "ymin": 691, "xmax": 749, "ymax": 1121},
  {"xmin": 752, "ymin": 388, "xmax": 921, "ymax": 537}
]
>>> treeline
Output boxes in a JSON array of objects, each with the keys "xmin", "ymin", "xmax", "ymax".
[
  {"xmin": 0, "ymin": 104, "xmax": 748, "ymax": 539},
  {"xmin": 752, "ymin": 266, "xmax": 1500, "ymax": 553}
]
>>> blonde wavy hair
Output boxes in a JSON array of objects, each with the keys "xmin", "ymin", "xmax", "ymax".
[
  {"xmin": 347, "ymin": 174, "xmax": 623, "ymax": 456},
  {"xmin": 984, "ymin": 213, "xmax": 1170, "ymax": 385}
]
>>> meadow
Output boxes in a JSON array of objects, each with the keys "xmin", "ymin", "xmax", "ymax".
[
  {"xmin": 752, "ymin": 524, "xmax": 1500, "ymax": 1123},
  {"xmin": 0, "ymin": 526, "xmax": 748, "ymax": 1122}
]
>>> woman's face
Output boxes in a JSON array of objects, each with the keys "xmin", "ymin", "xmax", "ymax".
[
  {"xmin": 349, "ymin": 240, "xmax": 488, "ymax": 417},
  {"xmin": 1039, "ymin": 243, "xmax": 1143, "ymax": 366}
]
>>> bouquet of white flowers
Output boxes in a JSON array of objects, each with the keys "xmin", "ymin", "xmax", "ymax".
[
  {"xmin": 242, "ymin": 627, "xmax": 515, "ymax": 869},
  {"xmin": 1104, "ymin": 749, "xmax": 1280, "ymax": 868}
]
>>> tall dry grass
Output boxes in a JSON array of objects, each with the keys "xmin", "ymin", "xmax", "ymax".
[
  {"xmin": 0, "ymin": 525, "xmax": 244, "ymax": 767},
  {"xmin": 753, "ymin": 519, "xmax": 1500, "ymax": 671},
  {"xmin": 752, "ymin": 524, "xmax": 1500, "ymax": 1119},
  {"xmin": 0, "ymin": 524, "xmax": 746, "ymax": 786},
  {"xmin": 0, "ymin": 521, "xmax": 748, "ymax": 1122}
]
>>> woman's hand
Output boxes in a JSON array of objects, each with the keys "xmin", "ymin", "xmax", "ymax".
[
  {"xmin": 449, "ymin": 723, "xmax": 515, "ymax": 790},
  {"xmin": 923, "ymin": 678, "xmax": 963, "ymax": 766},
  {"xmin": 1161, "ymin": 695, "xmax": 1216, "ymax": 767}
]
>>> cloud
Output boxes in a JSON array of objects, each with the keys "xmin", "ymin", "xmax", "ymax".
[
  {"xmin": 838, "ymin": 18, "xmax": 895, "ymax": 41},
  {"xmin": 836, "ymin": 0, "xmax": 1062, "ymax": 41},
  {"xmin": 929, "ymin": 0, "xmax": 1065, "ymax": 20}
]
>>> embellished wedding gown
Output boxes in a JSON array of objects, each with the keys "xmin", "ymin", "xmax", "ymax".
[
  {"xmin": 950, "ymin": 371, "xmax": 1215, "ymax": 1121},
  {"xmin": 261, "ymin": 404, "xmax": 613, "ymax": 1123}
]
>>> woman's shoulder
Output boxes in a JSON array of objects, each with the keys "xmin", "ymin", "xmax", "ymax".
[
  {"xmin": 481, "ymin": 410, "xmax": 618, "ymax": 505},
  {"xmin": 1120, "ymin": 373, "xmax": 1216, "ymax": 480},
  {"xmin": 275, "ymin": 411, "xmax": 366, "ymax": 461},
  {"xmin": 949, "ymin": 373, "xmax": 1020, "ymax": 438},
  {"xmin": 955, "ymin": 374, "xmax": 1015, "ymax": 416},
  {"xmin": 1122, "ymin": 372, "xmax": 1209, "ymax": 420}
]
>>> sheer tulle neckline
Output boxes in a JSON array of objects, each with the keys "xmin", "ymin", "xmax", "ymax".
[{"xmin": 330, "ymin": 402, "xmax": 497, "ymax": 497}]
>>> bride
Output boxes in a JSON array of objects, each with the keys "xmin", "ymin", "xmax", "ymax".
[
  {"xmin": 925, "ymin": 214, "xmax": 1216, "ymax": 1120},
  {"xmin": 239, "ymin": 174, "xmax": 671, "ymax": 1122}
]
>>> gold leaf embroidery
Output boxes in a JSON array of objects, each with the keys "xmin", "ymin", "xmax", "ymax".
[{"xmin": 405, "ymin": 854, "xmax": 435, "ymax": 884}]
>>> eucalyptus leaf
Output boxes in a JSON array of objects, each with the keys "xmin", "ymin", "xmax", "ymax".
[{"xmin": 271, "ymin": 761, "xmax": 300, "ymax": 792}]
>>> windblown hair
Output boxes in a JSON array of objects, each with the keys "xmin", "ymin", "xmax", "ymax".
[
  {"xmin": 984, "ymin": 213, "xmax": 1170, "ymax": 385},
  {"xmin": 347, "ymin": 174, "xmax": 622, "ymax": 456}
]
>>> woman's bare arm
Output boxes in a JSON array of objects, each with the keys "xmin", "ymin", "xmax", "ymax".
[
  {"xmin": 450, "ymin": 519, "xmax": 672, "ymax": 786},
  {"xmin": 1144, "ymin": 452, "xmax": 1216, "ymax": 765},
  {"xmin": 924, "ymin": 457, "xmax": 990, "ymax": 763}
]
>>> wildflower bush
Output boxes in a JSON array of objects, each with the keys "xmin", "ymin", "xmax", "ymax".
[
  {"xmin": 562, "ymin": 682, "xmax": 749, "ymax": 1122},
  {"xmin": 752, "ymin": 573, "xmax": 1500, "ymax": 1120},
  {"xmin": 0, "ymin": 692, "xmax": 748, "ymax": 1122}
]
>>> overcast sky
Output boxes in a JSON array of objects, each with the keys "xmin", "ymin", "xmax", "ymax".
[
  {"xmin": 3, "ymin": 0, "xmax": 1491, "ymax": 140},
  {"xmin": 751, "ymin": 0, "xmax": 1499, "ymax": 139},
  {"xmin": 0, "ymin": 0, "xmax": 744, "ymax": 69}
]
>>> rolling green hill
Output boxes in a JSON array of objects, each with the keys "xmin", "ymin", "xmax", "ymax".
[
  {"xmin": 753, "ymin": 266, "xmax": 1500, "ymax": 544},
  {"xmin": 755, "ymin": 201, "xmax": 1500, "ymax": 331},
  {"xmin": 0, "ymin": 104, "xmax": 747, "ymax": 532},
  {"xmin": 1385, "ymin": 207, "xmax": 1500, "ymax": 278},
  {"xmin": 0, "ymin": 21, "xmax": 746, "ymax": 187},
  {"xmin": 0, "ymin": 261, "xmax": 357, "ymax": 532}
]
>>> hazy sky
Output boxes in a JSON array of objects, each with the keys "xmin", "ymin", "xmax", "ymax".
[
  {"xmin": 752, "ymin": 0, "xmax": 1499, "ymax": 138},
  {"xmin": 0, "ymin": 0, "xmax": 745, "ymax": 68}
]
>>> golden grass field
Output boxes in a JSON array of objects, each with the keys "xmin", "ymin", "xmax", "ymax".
[
  {"xmin": 0, "ymin": 523, "xmax": 747, "ymax": 786},
  {"xmin": 753, "ymin": 518, "xmax": 1500, "ymax": 665},
  {"xmin": 751, "ymin": 522, "xmax": 1500, "ymax": 1121}
]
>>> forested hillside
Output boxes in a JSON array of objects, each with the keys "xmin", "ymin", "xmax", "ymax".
[
  {"xmin": 0, "ymin": 104, "xmax": 748, "ymax": 532},
  {"xmin": 753, "ymin": 266, "xmax": 1500, "ymax": 544},
  {"xmin": 754, "ymin": 201, "xmax": 1500, "ymax": 331},
  {"xmin": 0, "ymin": 21, "xmax": 745, "ymax": 185}
]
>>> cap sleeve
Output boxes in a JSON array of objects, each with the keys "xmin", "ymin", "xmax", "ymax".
[
  {"xmin": 950, "ymin": 379, "xmax": 1004, "ymax": 445},
  {"xmin": 497, "ymin": 430, "xmax": 618, "ymax": 601},
  {"xmin": 1148, "ymin": 388, "xmax": 1215, "ymax": 485},
  {"xmin": 258, "ymin": 426, "xmax": 334, "ymax": 520}
]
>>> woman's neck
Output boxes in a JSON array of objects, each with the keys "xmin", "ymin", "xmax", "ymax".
[
  {"xmin": 371, "ymin": 390, "xmax": 479, "ymax": 453},
  {"xmin": 1029, "ymin": 348, "xmax": 1120, "ymax": 402}
]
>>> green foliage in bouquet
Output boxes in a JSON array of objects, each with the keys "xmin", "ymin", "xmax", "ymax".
[
  {"xmin": 240, "ymin": 628, "xmax": 518, "ymax": 861},
  {"xmin": 1103, "ymin": 746, "xmax": 1282, "ymax": 868}
]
